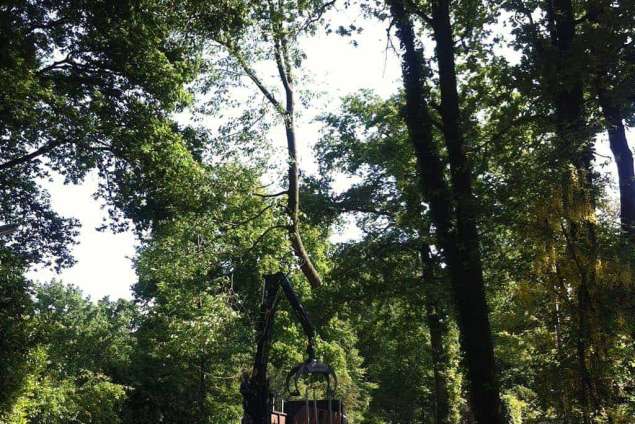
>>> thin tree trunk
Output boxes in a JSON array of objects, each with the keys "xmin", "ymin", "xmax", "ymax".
[
  {"xmin": 198, "ymin": 297, "xmax": 207, "ymax": 421},
  {"xmin": 409, "ymin": 172, "xmax": 453, "ymax": 424},
  {"xmin": 548, "ymin": 0, "xmax": 601, "ymax": 420},
  {"xmin": 600, "ymin": 100, "xmax": 635, "ymax": 239},
  {"xmin": 552, "ymin": 284, "xmax": 572, "ymax": 424},
  {"xmin": 387, "ymin": 1, "xmax": 504, "ymax": 422},
  {"xmin": 421, "ymin": 247, "xmax": 451, "ymax": 424}
]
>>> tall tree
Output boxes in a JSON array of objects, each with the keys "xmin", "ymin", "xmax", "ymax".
[
  {"xmin": 504, "ymin": 0, "xmax": 620, "ymax": 419},
  {"xmin": 0, "ymin": 0, "xmax": 246, "ymax": 269},
  {"xmin": 318, "ymin": 91, "xmax": 458, "ymax": 424},
  {"xmin": 585, "ymin": 0, "xmax": 635, "ymax": 240},
  {"xmin": 385, "ymin": 1, "xmax": 504, "ymax": 422}
]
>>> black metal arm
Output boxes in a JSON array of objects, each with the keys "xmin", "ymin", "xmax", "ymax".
[
  {"xmin": 242, "ymin": 272, "xmax": 321, "ymax": 423},
  {"xmin": 277, "ymin": 273, "xmax": 317, "ymax": 360}
]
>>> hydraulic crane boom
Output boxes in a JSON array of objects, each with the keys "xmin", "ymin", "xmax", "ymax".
[{"xmin": 241, "ymin": 272, "xmax": 317, "ymax": 424}]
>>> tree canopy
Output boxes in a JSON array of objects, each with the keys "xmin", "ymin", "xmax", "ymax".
[{"xmin": 1, "ymin": 0, "xmax": 633, "ymax": 423}]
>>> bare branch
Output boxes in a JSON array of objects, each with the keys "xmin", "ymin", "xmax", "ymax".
[
  {"xmin": 288, "ymin": 229, "xmax": 323, "ymax": 289},
  {"xmin": 236, "ymin": 54, "xmax": 285, "ymax": 115},
  {"xmin": 273, "ymin": 36, "xmax": 294, "ymax": 116}
]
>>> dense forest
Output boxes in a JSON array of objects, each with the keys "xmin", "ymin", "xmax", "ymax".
[{"xmin": 1, "ymin": 0, "xmax": 634, "ymax": 423}]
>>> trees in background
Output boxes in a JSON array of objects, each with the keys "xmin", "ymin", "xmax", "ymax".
[
  {"xmin": 384, "ymin": 1, "xmax": 504, "ymax": 421},
  {"xmin": 0, "ymin": 250, "xmax": 32, "ymax": 418},
  {"xmin": 585, "ymin": 0, "xmax": 635, "ymax": 240},
  {"xmin": 0, "ymin": 0, "xmax": 633, "ymax": 423},
  {"xmin": 502, "ymin": 1, "xmax": 635, "ymax": 421},
  {"xmin": 1, "ymin": 281, "xmax": 133, "ymax": 423}
]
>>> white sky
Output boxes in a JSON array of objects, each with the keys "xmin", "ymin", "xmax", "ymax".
[
  {"xmin": 26, "ymin": 172, "xmax": 137, "ymax": 301},
  {"xmin": 26, "ymin": 6, "xmax": 632, "ymax": 301}
]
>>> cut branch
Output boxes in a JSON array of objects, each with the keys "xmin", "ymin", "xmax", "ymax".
[
  {"xmin": 221, "ymin": 4, "xmax": 324, "ymax": 289},
  {"xmin": 271, "ymin": 17, "xmax": 323, "ymax": 288},
  {"xmin": 288, "ymin": 228, "xmax": 323, "ymax": 289}
]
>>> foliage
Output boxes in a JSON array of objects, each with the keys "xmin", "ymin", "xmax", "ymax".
[
  {"xmin": 1, "ymin": 0, "xmax": 634, "ymax": 423},
  {"xmin": 0, "ymin": 250, "xmax": 33, "ymax": 416},
  {"xmin": 1, "ymin": 281, "xmax": 133, "ymax": 423}
]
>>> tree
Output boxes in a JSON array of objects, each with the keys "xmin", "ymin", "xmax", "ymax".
[
  {"xmin": 0, "ymin": 0, "xmax": 246, "ymax": 269},
  {"xmin": 0, "ymin": 250, "xmax": 33, "ymax": 418},
  {"xmin": 584, "ymin": 0, "xmax": 635, "ymax": 240},
  {"xmin": 317, "ymin": 91, "xmax": 459, "ymax": 424},
  {"xmin": 2, "ymin": 280, "xmax": 134, "ymax": 423},
  {"xmin": 384, "ymin": 1, "xmax": 504, "ymax": 422},
  {"xmin": 3, "ymin": 1, "xmax": 634, "ymax": 422},
  {"xmin": 504, "ymin": 0, "xmax": 635, "ymax": 419}
]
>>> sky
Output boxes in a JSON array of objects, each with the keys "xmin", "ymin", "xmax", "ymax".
[
  {"xmin": 26, "ymin": 6, "xmax": 632, "ymax": 301},
  {"xmin": 26, "ymin": 172, "xmax": 137, "ymax": 301},
  {"xmin": 27, "ymin": 8, "xmax": 403, "ymax": 300}
]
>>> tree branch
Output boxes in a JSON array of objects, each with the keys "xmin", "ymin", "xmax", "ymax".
[
  {"xmin": 228, "ymin": 204, "xmax": 275, "ymax": 228},
  {"xmin": 407, "ymin": 0, "xmax": 434, "ymax": 25},
  {"xmin": 245, "ymin": 225, "xmax": 288, "ymax": 257},
  {"xmin": 294, "ymin": 0, "xmax": 337, "ymax": 37},
  {"xmin": 0, "ymin": 140, "xmax": 64, "ymax": 170},
  {"xmin": 37, "ymin": 56, "xmax": 74, "ymax": 74},
  {"xmin": 219, "ymin": 39, "xmax": 285, "ymax": 115},
  {"xmin": 273, "ymin": 37, "xmax": 294, "ymax": 116},
  {"xmin": 253, "ymin": 191, "xmax": 288, "ymax": 198},
  {"xmin": 239, "ymin": 57, "xmax": 285, "ymax": 115}
]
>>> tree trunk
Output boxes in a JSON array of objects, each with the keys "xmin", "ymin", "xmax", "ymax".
[
  {"xmin": 387, "ymin": 1, "xmax": 504, "ymax": 422},
  {"xmin": 229, "ymin": 19, "xmax": 323, "ymax": 290},
  {"xmin": 428, "ymin": 1, "xmax": 504, "ymax": 422},
  {"xmin": 421, "ymin": 247, "xmax": 451, "ymax": 424},
  {"xmin": 547, "ymin": 0, "xmax": 601, "ymax": 420},
  {"xmin": 585, "ymin": 0, "xmax": 635, "ymax": 241},
  {"xmin": 552, "ymin": 285, "xmax": 572, "ymax": 424},
  {"xmin": 198, "ymin": 297, "xmax": 208, "ymax": 421},
  {"xmin": 601, "ymin": 100, "xmax": 635, "ymax": 239}
]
